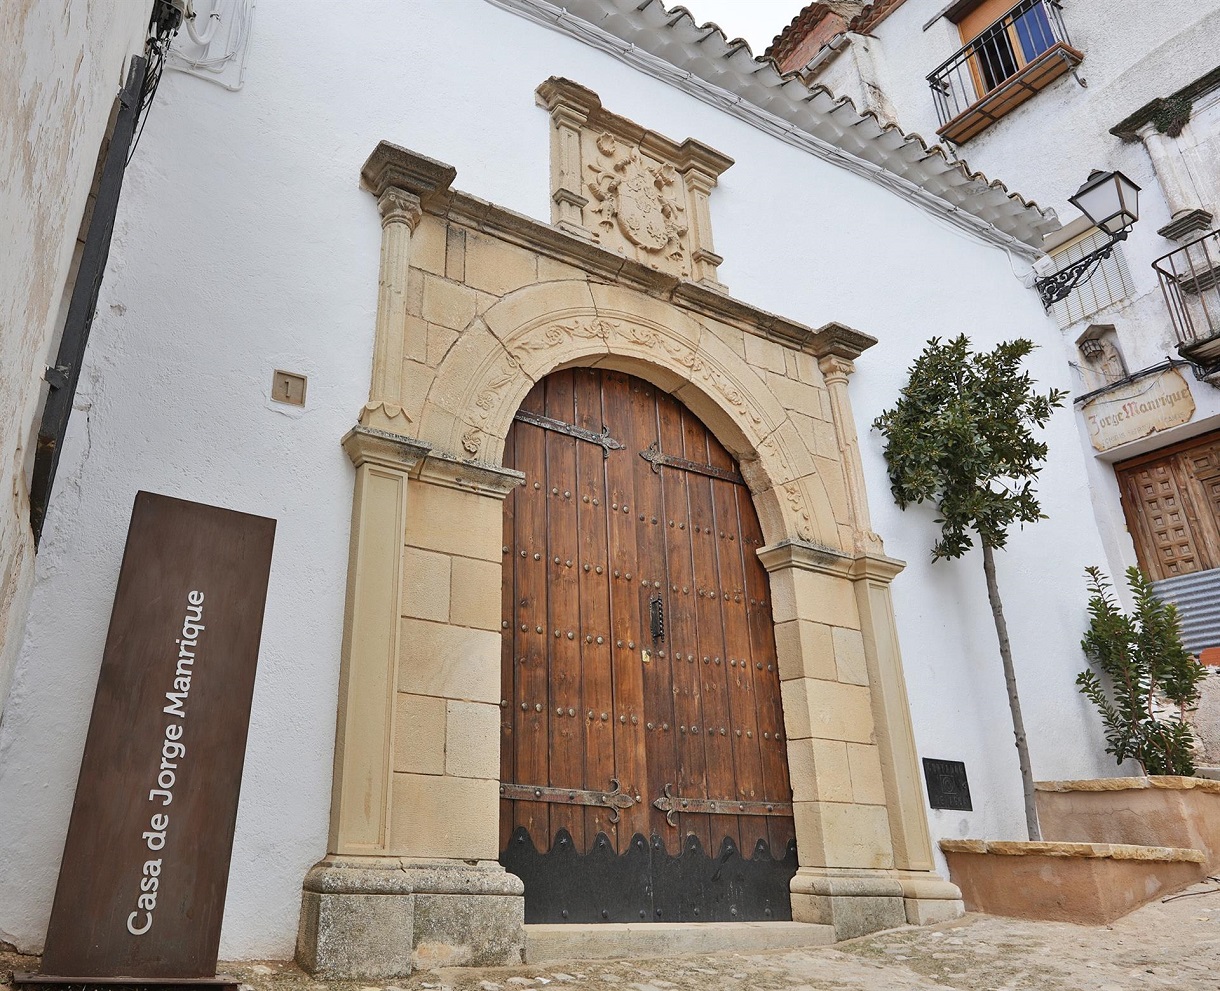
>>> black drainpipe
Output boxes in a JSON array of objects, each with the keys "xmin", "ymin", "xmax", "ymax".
[{"xmin": 28, "ymin": 54, "xmax": 147, "ymax": 545}]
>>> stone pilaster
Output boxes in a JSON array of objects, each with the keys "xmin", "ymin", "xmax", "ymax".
[
  {"xmin": 683, "ymin": 166, "xmax": 726, "ymax": 291},
  {"xmin": 849, "ymin": 553, "xmax": 964, "ymax": 926},
  {"xmin": 330, "ymin": 427, "xmax": 430, "ymax": 856},
  {"xmin": 300, "ymin": 435, "xmax": 526, "ymax": 977},
  {"xmin": 759, "ymin": 540, "xmax": 962, "ymax": 937}
]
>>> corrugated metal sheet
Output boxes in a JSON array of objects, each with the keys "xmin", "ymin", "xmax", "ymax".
[{"xmin": 1153, "ymin": 567, "xmax": 1220, "ymax": 656}]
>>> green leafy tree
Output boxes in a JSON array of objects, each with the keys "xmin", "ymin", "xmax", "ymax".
[
  {"xmin": 873, "ymin": 335, "xmax": 1066, "ymax": 840},
  {"xmin": 1078, "ymin": 566, "xmax": 1205, "ymax": 775}
]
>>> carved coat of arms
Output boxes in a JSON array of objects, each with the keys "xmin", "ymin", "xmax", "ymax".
[{"xmin": 587, "ymin": 133, "xmax": 688, "ymax": 265}]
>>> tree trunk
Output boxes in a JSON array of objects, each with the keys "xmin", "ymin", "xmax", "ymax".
[{"xmin": 981, "ymin": 540, "xmax": 1041, "ymax": 841}]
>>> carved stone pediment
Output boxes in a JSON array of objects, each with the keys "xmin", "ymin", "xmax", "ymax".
[{"xmin": 536, "ymin": 77, "xmax": 733, "ymax": 289}]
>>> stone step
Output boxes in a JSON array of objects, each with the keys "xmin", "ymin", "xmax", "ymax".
[{"xmin": 524, "ymin": 921, "xmax": 836, "ymax": 963}]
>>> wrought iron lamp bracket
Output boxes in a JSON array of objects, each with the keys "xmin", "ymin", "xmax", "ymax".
[{"xmin": 1035, "ymin": 230, "xmax": 1128, "ymax": 309}]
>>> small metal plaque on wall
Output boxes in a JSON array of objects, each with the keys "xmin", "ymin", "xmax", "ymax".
[{"xmin": 923, "ymin": 758, "xmax": 972, "ymax": 811}]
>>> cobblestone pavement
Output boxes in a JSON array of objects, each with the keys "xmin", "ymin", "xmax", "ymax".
[{"xmin": 6, "ymin": 880, "xmax": 1220, "ymax": 991}]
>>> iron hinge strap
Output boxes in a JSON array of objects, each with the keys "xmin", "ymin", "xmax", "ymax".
[
  {"xmin": 652, "ymin": 783, "xmax": 793, "ymax": 827},
  {"xmin": 639, "ymin": 442, "xmax": 745, "ymax": 484},
  {"xmin": 500, "ymin": 778, "xmax": 636, "ymax": 823},
  {"xmin": 512, "ymin": 408, "xmax": 624, "ymax": 458}
]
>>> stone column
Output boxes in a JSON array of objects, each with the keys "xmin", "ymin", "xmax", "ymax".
[
  {"xmin": 811, "ymin": 326, "xmax": 930, "ymax": 877},
  {"xmin": 814, "ymin": 346, "xmax": 881, "ymax": 556},
  {"xmin": 362, "ymin": 188, "xmax": 422, "ymax": 432},
  {"xmin": 358, "ymin": 141, "xmax": 457, "ymax": 433},
  {"xmin": 1136, "ymin": 122, "xmax": 1213, "ymax": 241}
]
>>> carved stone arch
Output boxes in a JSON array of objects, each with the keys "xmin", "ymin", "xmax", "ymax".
[{"xmin": 420, "ymin": 279, "xmax": 841, "ymax": 549}]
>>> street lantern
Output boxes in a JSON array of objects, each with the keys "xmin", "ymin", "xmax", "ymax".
[
  {"xmin": 1068, "ymin": 170, "xmax": 1141, "ymax": 236},
  {"xmin": 1035, "ymin": 169, "xmax": 1142, "ymax": 309}
]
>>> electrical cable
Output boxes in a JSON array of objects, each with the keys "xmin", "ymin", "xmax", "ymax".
[
  {"xmin": 128, "ymin": 0, "xmax": 181, "ymax": 165},
  {"xmin": 170, "ymin": 0, "xmax": 250, "ymax": 74},
  {"xmin": 185, "ymin": 3, "xmax": 220, "ymax": 46}
]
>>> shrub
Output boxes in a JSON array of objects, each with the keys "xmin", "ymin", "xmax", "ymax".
[{"xmin": 1078, "ymin": 566, "xmax": 1206, "ymax": 776}]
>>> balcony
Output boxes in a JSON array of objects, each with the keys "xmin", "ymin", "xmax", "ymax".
[
  {"xmin": 1155, "ymin": 228, "xmax": 1220, "ymax": 378},
  {"xmin": 928, "ymin": 0, "xmax": 1083, "ymax": 145}
]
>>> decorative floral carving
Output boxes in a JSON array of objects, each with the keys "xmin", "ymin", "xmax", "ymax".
[
  {"xmin": 783, "ymin": 482, "xmax": 814, "ymax": 541},
  {"xmin": 511, "ymin": 317, "xmax": 616, "ymax": 362},
  {"xmin": 461, "ymin": 426, "xmax": 483, "ymax": 455},
  {"xmin": 587, "ymin": 134, "xmax": 688, "ymax": 265}
]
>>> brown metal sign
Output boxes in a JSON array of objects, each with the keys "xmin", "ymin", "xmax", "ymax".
[{"xmin": 37, "ymin": 492, "xmax": 275, "ymax": 980}]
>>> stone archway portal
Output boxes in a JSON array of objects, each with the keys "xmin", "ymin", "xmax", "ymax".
[{"xmin": 499, "ymin": 367, "xmax": 797, "ymax": 923}]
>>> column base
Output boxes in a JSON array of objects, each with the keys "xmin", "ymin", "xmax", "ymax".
[
  {"xmin": 297, "ymin": 856, "xmax": 524, "ymax": 978},
  {"xmin": 895, "ymin": 870, "xmax": 965, "ymax": 926},
  {"xmin": 789, "ymin": 868, "xmax": 906, "ymax": 941}
]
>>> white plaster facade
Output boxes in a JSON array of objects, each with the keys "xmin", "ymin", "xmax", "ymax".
[
  {"xmin": 0, "ymin": 1, "xmax": 152, "ymax": 724},
  {"xmin": 0, "ymin": 0, "xmax": 1124, "ymax": 960},
  {"xmin": 791, "ymin": 0, "xmax": 1220, "ymax": 590}
]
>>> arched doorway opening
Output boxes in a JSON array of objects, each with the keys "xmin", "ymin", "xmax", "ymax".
[{"xmin": 499, "ymin": 367, "xmax": 797, "ymax": 923}]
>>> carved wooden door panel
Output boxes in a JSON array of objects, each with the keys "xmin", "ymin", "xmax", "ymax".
[
  {"xmin": 1117, "ymin": 430, "xmax": 1220, "ymax": 581},
  {"xmin": 500, "ymin": 368, "xmax": 797, "ymax": 924}
]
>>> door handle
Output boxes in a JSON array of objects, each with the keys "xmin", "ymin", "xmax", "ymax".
[{"xmin": 649, "ymin": 595, "xmax": 664, "ymax": 642}]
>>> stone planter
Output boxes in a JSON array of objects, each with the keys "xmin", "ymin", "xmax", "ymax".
[
  {"xmin": 1036, "ymin": 776, "xmax": 1220, "ymax": 872},
  {"xmin": 940, "ymin": 840, "xmax": 1204, "ymax": 924}
]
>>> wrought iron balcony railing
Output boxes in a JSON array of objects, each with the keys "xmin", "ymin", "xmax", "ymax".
[
  {"xmin": 927, "ymin": 0, "xmax": 1083, "ymax": 144},
  {"xmin": 1155, "ymin": 227, "xmax": 1220, "ymax": 375}
]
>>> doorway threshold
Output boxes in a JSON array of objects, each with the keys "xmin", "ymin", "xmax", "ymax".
[{"xmin": 525, "ymin": 922, "xmax": 836, "ymax": 963}]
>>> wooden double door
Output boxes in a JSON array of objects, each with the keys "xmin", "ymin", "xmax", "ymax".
[
  {"xmin": 499, "ymin": 368, "xmax": 797, "ymax": 924},
  {"xmin": 1117, "ymin": 429, "xmax": 1220, "ymax": 581}
]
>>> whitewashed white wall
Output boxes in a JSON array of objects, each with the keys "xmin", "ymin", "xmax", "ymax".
[
  {"xmin": 850, "ymin": 0, "xmax": 1220, "ymax": 588},
  {"xmin": 0, "ymin": 0, "xmax": 1116, "ymax": 958},
  {"xmin": 0, "ymin": 1, "xmax": 151, "ymax": 728}
]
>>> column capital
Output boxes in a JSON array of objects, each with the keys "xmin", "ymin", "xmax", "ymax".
[
  {"xmin": 377, "ymin": 188, "xmax": 423, "ymax": 231},
  {"xmin": 817, "ymin": 353, "xmax": 855, "ymax": 385}
]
